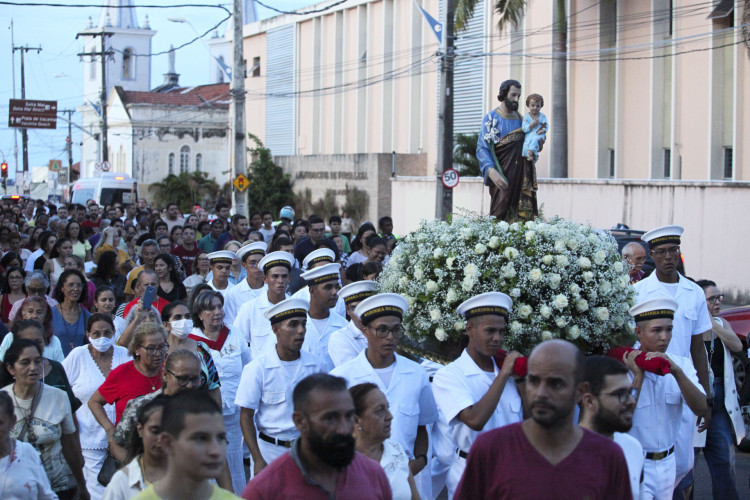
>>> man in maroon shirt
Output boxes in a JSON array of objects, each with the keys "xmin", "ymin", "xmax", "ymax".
[
  {"xmin": 242, "ymin": 373, "xmax": 391, "ymax": 500},
  {"xmin": 171, "ymin": 225, "xmax": 201, "ymax": 275},
  {"xmin": 80, "ymin": 203, "xmax": 102, "ymax": 232},
  {"xmin": 454, "ymin": 340, "xmax": 632, "ymax": 500}
]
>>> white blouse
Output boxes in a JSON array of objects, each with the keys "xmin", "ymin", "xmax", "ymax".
[
  {"xmin": 380, "ymin": 439, "xmax": 413, "ymax": 500},
  {"xmin": 62, "ymin": 344, "xmax": 131, "ymax": 449}
]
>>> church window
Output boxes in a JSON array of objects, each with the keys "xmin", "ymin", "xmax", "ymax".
[
  {"xmin": 123, "ymin": 47, "xmax": 135, "ymax": 80},
  {"xmin": 168, "ymin": 153, "xmax": 175, "ymax": 175},
  {"xmin": 180, "ymin": 145, "xmax": 190, "ymax": 173},
  {"xmin": 195, "ymin": 153, "xmax": 202, "ymax": 172}
]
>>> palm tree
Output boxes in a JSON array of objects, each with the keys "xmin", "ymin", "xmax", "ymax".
[
  {"xmin": 453, "ymin": 133, "xmax": 482, "ymax": 176},
  {"xmin": 456, "ymin": 0, "xmax": 568, "ymax": 177},
  {"xmin": 149, "ymin": 171, "xmax": 219, "ymax": 213}
]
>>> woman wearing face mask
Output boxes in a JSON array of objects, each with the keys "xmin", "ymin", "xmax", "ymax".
[
  {"xmin": 162, "ymin": 301, "xmax": 221, "ymax": 407},
  {"xmin": 102, "ymin": 397, "xmax": 167, "ymax": 500},
  {"xmin": 62, "ymin": 313, "xmax": 130, "ymax": 500}
]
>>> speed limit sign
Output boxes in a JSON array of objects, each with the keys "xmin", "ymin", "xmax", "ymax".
[{"xmin": 441, "ymin": 168, "xmax": 460, "ymax": 189}]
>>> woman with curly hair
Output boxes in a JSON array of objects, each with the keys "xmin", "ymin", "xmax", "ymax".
[{"xmin": 154, "ymin": 253, "xmax": 187, "ymax": 302}]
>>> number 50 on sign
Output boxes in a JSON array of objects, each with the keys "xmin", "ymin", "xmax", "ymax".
[{"xmin": 441, "ymin": 168, "xmax": 460, "ymax": 189}]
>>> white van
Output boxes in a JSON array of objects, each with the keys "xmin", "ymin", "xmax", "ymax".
[{"xmin": 70, "ymin": 172, "xmax": 138, "ymax": 206}]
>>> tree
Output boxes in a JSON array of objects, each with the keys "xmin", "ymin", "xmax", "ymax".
[
  {"xmin": 342, "ymin": 186, "xmax": 369, "ymax": 228},
  {"xmin": 453, "ymin": 133, "xmax": 482, "ymax": 176},
  {"xmin": 245, "ymin": 133, "xmax": 295, "ymax": 216},
  {"xmin": 149, "ymin": 171, "xmax": 219, "ymax": 213},
  {"xmin": 456, "ymin": 0, "xmax": 568, "ymax": 177}
]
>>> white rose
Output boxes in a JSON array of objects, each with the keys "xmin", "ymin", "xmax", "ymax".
[
  {"xmin": 414, "ymin": 267, "xmax": 424, "ymax": 280},
  {"xmin": 502, "ymin": 264, "xmax": 517, "ymax": 279},
  {"xmin": 568, "ymin": 325, "xmax": 581, "ymax": 340},
  {"xmin": 405, "ymin": 295, "xmax": 416, "ymax": 306},
  {"xmin": 529, "ymin": 268, "xmax": 543, "ymax": 283},
  {"xmin": 555, "ymin": 255, "xmax": 569, "ymax": 267},
  {"xmin": 575, "ymin": 298, "xmax": 588, "ymax": 312},
  {"xmin": 475, "ymin": 243, "xmax": 487, "ymax": 254},
  {"xmin": 595, "ymin": 307, "xmax": 610, "ymax": 321},
  {"xmin": 567, "ymin": 239, "xmax": 579, "ymax": 250},
  {"xmin": 510, "ymin": 222, "xmax": 521, "ymax": 231},
  {"xmin": 541, "ymin": 331, "xmax": 553, "ymax": 341},
  {"xmin": 460, "ymin": 227, "xmax": 473, "ymax": 240},
  {"xmin": 426, "ymin": 280, "xmax": 438, "ymax": 293},
  {"xmin": 569, "ymin": 283, "xmax": 581, "ymax": 295},
  {"xmin": 553, "ymin": 294, "xmax": 569, "ymax": 310},
  {"xmin": 498, "ymin": 221, "xmax": 510, "ymax": 231},
  {"xmin": 435, "ymin": 328, "xmax": 448, "ymax": 341},
  {"xmin": 510, "ymin": 321, "xmax": 522, "ymax": 333},
  {"xmin": 555, "ymin": 317, "xmax": 567, "ymax": 328},
  {"xmin": 510, "ymin": 288, "xmax": 521, "ymax": 298},
  {"xmin": 554, "ymin": 240, "xmax": 566, "ymax": 252},
  {"xmin": 518, "ymin": 304, "xmax": 533, "ymax": 319},
  {"xmin": 583, "ymin": 271, "xmax": 594, "ymax": 282},
  {"xmin": 542, "ymin": 254, "xmax": 553, "ymax": 266},
  {"xmin": 464, "ymin": 263, "xmax": 479, "ymax": 278},
  {"xmin": 503, "ymin": 247, "xmax": 519, "ymax": 260},
  {"xmin": 599, "ymin": 281, "xmax": 612, "ymax": 295},
  {"xmin": 525, "ymin": 230, "xmax": 536, "ymax": 243},
  {"xmin": 525, "ymin": 221, "xmax": 537, "ymax": 230},
  {"xmin": 454, "ymin": 320, "xmax": 466, "ymax": 331},
  {"xmin": 446, "ymin": 257, "xmax": 455, "ymax": 269},
  {"xmin": 429, "ymin": 308, "xmax": 441, "ymax": 321},
  {"xmin": 446, "ymin": 288, "xmax": 458, "ymax": 303},
  {"xmin": 488, "ymin": 236, "xmax": 501, "ymax": 249},
  {"xmin": 433, "ymin": 248, "xmax": 443, "ymax": 259},
  {"xmin": 577, "ymin": 257, "xmax": 592, "ymax": 269},
  {"xmin": 548, "ymin": 273, "xmax": 562, "ymax": 289},
  {"xmin": 462, "ymin": 276, "xmax": 475, "ymax": 292},
  {"xmin": 614, "ymin": 261, "xmax": 624, "ymax": 273},
  {"xmin": 399, "ymin": 276, "xmax": 409, "ymax": 286},
  {"xmin": 593, "ymin": 250, "xmax": 607, "ymax": 265},
  {"xmin": 540, "ymin": 305, "xmax": 552, "ymax": 319}
]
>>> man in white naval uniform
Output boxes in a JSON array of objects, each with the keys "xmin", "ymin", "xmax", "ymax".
[
  {"xmin": 232, "ymin": 251, "xmax": 293, "ymax": 359},
  {"xmin": 331, "ymin": 293, "xmax": 438, "ymax": 497},
  {"xmin": 291, "ymin": 247, "xmax": 346, "ymax": 317},
  {"xmin": 432, "ymin": 292, "xmax": 523, "ymax": 499},
  {"xmin": 235, "ymin": 297, "xmax": 328, "ymax": 476},
  {"xmin": 634, "ymin": 225, "xmax": 712, "ymax": 494},
  {"xmin": 224, "ymin": 242, "xmax": 267, "ymax": 326},
  {"xmin": 206, "ymin": 250, "xmax": 235, "ymax": 296},
  {"xmin": 625, "ymin": 298, "xmax": 708, "ymax": 500},
  {"xmin": 298, "ymin": 263, "xmax": 347, "ymax": 368},
  {"xmin": 328, "ymin": 280, "xmax": 379, "ymax": 367}
]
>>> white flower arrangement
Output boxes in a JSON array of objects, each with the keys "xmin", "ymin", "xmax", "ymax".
[{"xmin": 379, "ymin": 216, "xmax": 636, "ymax": 355}]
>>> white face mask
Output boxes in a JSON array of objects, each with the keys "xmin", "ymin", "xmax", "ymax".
[
  {"xmin": 89, "ymin": 336, "xmax": 114, "ymax": 353},
  {"xmin": 170, "ymin": 319, "xmax": 194, "ymax": 339}
]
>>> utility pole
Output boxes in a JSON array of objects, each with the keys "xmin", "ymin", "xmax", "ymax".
[
  {"xmin": 12, "ymin": 44, "xmax": 42, "ymax": 176},
  {"xmin": 10, "ymin": 20, "xmax": 19, "ymax": 180},
  {"xmin": 435, "ymin": 0, "xmax": 455, "ymax": 221},
  {"xmin": 77, "ymin": 30, "xmax": 114, "ymax": 162},
  {"xmin": 60, "ymin": 109, "xmax": 74, "ymax": 171},
  {"xmin": 231, "ymin": 0, "xmax": 247, "ymax": 216}
]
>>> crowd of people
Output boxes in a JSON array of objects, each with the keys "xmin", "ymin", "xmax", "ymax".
[{"xmin": 0, "ymin": 196, "xmax": 744, "ymax": 500}]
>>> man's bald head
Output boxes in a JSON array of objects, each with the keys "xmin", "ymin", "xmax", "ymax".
[{"xmin": 529, "ymin": 339, "xmax": 585, "ymax": 385}]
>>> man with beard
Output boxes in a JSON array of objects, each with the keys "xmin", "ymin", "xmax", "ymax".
[
  {"xmin": 241, "ymin": 373, "xmax": 391, "ymax": 499},
  {"xmin": 236, "ymin": 298, "xmax": 329, "ymax": 475},
  {"xmin": 454, "ymin": 340, "xmax": 632, "ymax": 500},
  {"xmin": 223, "ymin": 242, "xmax": 267, "ymax": 325},
  {"xmin": 432, "ymin": 292, "xmax": 524, "ymax": 498},
  {"xmin": 579, "ymin": 356, "xmax": 644, "ymax": 500},
  {"xmin": 476, "ymin": 79, "xmax": 539, "ymax": 222}
]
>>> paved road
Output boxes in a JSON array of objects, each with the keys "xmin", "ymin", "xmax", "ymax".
[{"xmin": 694, "ymin": 449, "xmax": 749, "ymax": 498}]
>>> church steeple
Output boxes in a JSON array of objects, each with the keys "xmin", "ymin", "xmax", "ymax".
[{"xmin": 98, "ymin": 0, "xmax": 139, "ymax": 29}]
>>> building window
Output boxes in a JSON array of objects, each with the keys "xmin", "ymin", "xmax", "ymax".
[
  {"xmin": 122, "ymin": 48, "xmax": 135, "ymax": 80},
  {"xmin": 251, "ymin": 57, "xmax": 261, "ymax": 77},
  {"xmin": 179, "ymin": 145, "xmax": 190, "ymax": 173},
  {"xmin": 663, "ymin": 148, "xmax": 671, "ymax": 178},
  {"xmin": 724, "ymin": 148, "xmax": 733, "ymax": 179},
  {"xmin": 168, "ymin": 153, "xmax": 175, "ymax": 175},
  {"xmin": 195, "ymin": 153, "xmax": 202, "ymax": 172},
  {"xmin": 609, "ymin": 149, "xmax": 615, "ymax": 178}
]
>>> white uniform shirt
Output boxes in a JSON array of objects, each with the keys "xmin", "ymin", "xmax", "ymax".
[
  {"xmin": 208, "ymin": 279, "xmax": 231, "ymax": 297},
  {"xmin": 224, "ymin": 280, "xmax": 267, "ymax": 326},
  {"xmin": 232, "ymin": 292, "xmax": 288, "ymax": 359},
  {"xmin": 291, "ymin": 286, "xmax": 347, "ymax": 317},
  {"xmin": 235, "ymin": 349, "xmax": 328, "ymax": 439},
  {"xmin": 634, "ymin": 272, "xmax": 713, "ymax": 358},
  {"xmin": 432, "ymin": 349, "xmax": 523, "ymax": 455},
  {"xmin": 0, "ymin": 440, "xmax": 57, "ymax": 500},
  {"xmin": 614, "ymin": 432, "xmax": 645, "ymax": 500},
  {"xmin": 331, "ymin": 351, "xmax": 439, "ymax": 457},
  {"xmin": 628, "ymin": 354, "xmax": 704, "ymax": 452},
  {"xmin": 328, "ymin": 320, "xmax": 368, "ymax": 367},
  {"xmin": 189, "ymin": 327, "xmax": 250, "ymax": 416},
  {"xmin": 302, "ymin": 312, "xmax": 348, "ymax": 368}
]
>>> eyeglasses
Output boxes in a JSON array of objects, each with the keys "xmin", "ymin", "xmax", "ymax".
[
  {"xmin": 707, "ymin": 294, "xmax": 724, "ymax": 304},
  {"xmin": 140, "ymin": 343, "xmax": 169, "ymax": 355},
  {"xmin": 65, "ymin": 282, "xmax": 84, "ymax": 289},
  {"xmin": 371, "ymin": 325, "xmax": 406, "ymax": 339},
  {"xmin": 601, "ymin": 387, "xmax": 639, "ymax": 404},
  {"xmin": 165, "ymin": 368, "xmax": 202, "ymax": 387},
  {"xmin": 651, "ymin": 246, "xmax": 680, "ymax": 258},
  {"xmin": 28, "ymin": 287, "xmax": 46, "ymax": 295}
]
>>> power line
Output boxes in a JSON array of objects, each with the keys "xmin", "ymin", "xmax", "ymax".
[{"xmin": 254, "ymin": 0, "xmax": 349, "ymax": 16}]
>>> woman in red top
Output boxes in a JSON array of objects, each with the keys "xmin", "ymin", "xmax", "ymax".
[{"xmin": 87, "ymin": 322, "xmax": 167, "ymax": 441}]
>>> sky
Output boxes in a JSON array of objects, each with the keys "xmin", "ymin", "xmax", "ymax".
[{"xmin": 0, "ymin": 0, "xmax": 314, "ymax": 179}]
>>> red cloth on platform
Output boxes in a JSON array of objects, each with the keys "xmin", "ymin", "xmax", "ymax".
[
  {"xmin": 493, "ymin": 350, "xmax": 528, "ymax": 377},
  {"xmin": 607, "ymin": 346, "xmax": 672, "ymax": 376}
]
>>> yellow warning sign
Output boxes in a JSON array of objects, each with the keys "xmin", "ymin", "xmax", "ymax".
[{"xmin": 233, "ymin": 174, "xmax": 250, "ymax": 192}]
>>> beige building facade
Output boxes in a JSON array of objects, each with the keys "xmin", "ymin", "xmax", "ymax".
[{"xmin": 237, "ymin": 0, "xmax": 748, "ymax": 181}]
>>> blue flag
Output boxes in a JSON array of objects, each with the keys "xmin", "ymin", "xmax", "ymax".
[
  {"xmin": 215, "ymin": 56, "xmax": 233, "ymax": 80},
  {"xmin": 412, "ymin": 0, "xmax": 442, "ymax": 43}
]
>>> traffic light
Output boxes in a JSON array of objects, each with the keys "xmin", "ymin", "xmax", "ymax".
[{"xmin": 0, "ymin": 162, "xmax": 7, "ymax": 179}]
